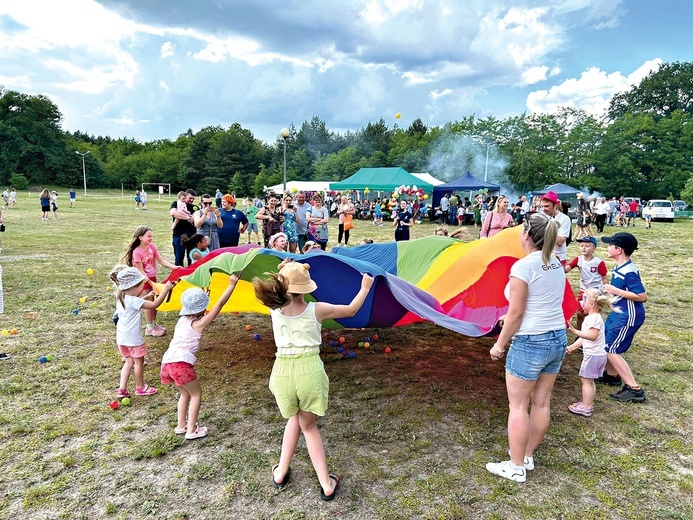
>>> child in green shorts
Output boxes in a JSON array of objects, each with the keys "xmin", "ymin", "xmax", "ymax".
[{"xmin": 253, "ymin": 260, "xmax": 373, "ymax": 501}]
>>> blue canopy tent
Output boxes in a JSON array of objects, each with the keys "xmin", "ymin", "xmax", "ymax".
[
  {"xmin": 532, "ymin": 183, "xmax": 581, "ymax": 198},
  {"xmin": 432, "ymin": 172, "xmax": 501, "ymax": 208}
]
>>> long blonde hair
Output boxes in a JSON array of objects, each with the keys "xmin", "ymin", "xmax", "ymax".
[
  {"xmin": 584, "ymin": 288, "xmax": 615, "ymax": 312},
  {"xmin": 494, "ymin": 195, "xmax": 509, "ymax": 214},
  {"xmin": 253, "ymin": 273, "xmax": 290, "ymax": 310},
  {"xmin": 523, "ymin": 212, "xmax": 559, "ymax": 266}
]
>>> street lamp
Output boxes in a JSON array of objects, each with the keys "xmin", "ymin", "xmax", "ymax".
[
  {"xmin": 280, "ymin": 127, "xmax": 290, "ymax": 192},
  {"xmin": 75, "ymin": 150, "xmax": 90, "ymax": 197}
]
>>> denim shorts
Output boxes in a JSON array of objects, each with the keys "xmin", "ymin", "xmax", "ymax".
[{"xmin": 505, "ymin": 329, "xmax": 567, "ymax": 381}]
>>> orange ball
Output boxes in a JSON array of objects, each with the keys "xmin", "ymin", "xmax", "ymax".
[
  {"xmin": 363, "ymin": 342, "xmax": 370, "ymax": 348},
  {"xmin": 339, "ymin": 337, "xmax": 346, "ymax": 344},
  {"xmin": 10, "ymin": 328, "xmax": 18, "ymax": 335},
  {"xmin": 384, "ymin": 347, "xmax": 391, "ymax": 354},
  {"xmin": 245, "ymin": 325, "xmax": 252, "ymax": 331}
]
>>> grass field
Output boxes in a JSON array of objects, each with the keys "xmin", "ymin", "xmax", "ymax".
[{"xmin": 0, "ymin": 191, "xmax": 692, "ymax": 520}]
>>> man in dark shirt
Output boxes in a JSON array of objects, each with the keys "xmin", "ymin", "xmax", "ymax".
[{"xmin": 170, "ymin": 189, "xmax": 197, "ymax": 266}]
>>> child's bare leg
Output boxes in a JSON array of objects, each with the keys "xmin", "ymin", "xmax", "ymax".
[
  {"xmin": 145, "ymin": 308, "xmax": 155, "ymax": 327},
  {"xmin": 581, "ymin": 376, "xmax": 596, "ymax": 407},
  {"xmin": 120, "ymin": 357, "xmax": 135, "ymax": 391},
  {"xmin": 274, "ymin": 414, "xmax": 300, "ymax": 483},
  {"xmin": 132, "ymin": 357, "xmax": 146, "ymax": 389},
  {"xmin": 298, "ymin": 410, "xmax": 335, "ymax": 495},
  {"xmin": 177, "ymin": 385, "xmax": 191, "ymax": 429},
  {"xmin": 606, "ymin": 353, "xmax": 638, "ymax": 388},
  {"xmin": 181, "ymin": 380, "xmax": 202, "ymax": 434}
]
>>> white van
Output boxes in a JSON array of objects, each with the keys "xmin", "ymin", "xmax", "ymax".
[{"xmin": 642, "ymin": 199, "xmax": 675, "ymax": 222}]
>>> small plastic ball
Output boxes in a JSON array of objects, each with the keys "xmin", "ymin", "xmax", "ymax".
[
  {"xmin": 10, "ymin": 328, "xmax": 18, "ymax": 335},
  {"xmin": 348, "ymin": 352, "xmax": 356, "ymax": 358},
  {"xmin": 339, "ymin": 337, "xmax": 346, "ymax": 344},
  {"xmin": 106, "ymin": 286, "xmax": 111, "ymax": 291},
  {"xmin": 372, "ymin": 334, "xmax": 379, "ymax": 342},
  {"xmin": 1, "ymin": 330, "xmax": 8, "ymax": 336},
  {"xmin": 337, "ymin": 347, "xmax": 344, "ymax": 353},
  {"xmin": 245, "ymin": 325, "xmax": 252, "ymax": 331},
  {"xmin": 80, "ymin": 298, "xmax": 86, "ymax": 304},
  {"xmin": 253, "ymin": 333, "xmax": 261, "ymax": 340},
  {"xmin": 39, "ymin": 356, "xmax": 47, "ymax": 363},
  {"xmin": 384, "ymin": 347, "xmax": 392, "ymax": 354},
  {"xmin": 72, "ymin": 309, "xmax": 79, "ymax": 315},
  {"xmin": 358, "ymin": 342, "xmax": 364, "ymax": 348},
  {"xmin": 364, "ymin": 337, "xmax": 371, "ymax": 343},
  {"xmin": 46, "ymin": 354, "xmax": 53, "ymax": 362},
  {"xmin": 87, "ymin": 269, "xmax": 94, "ymax": 275},
  {"xmin": 121, "ymin": 397, "xmax": 131, "ymax": 406},
  {"xmin": 364, "ymin": 342, "xmax": 370, "ymax": 349},
  {"xmin": 109, "ymin": 400, "xmax": 120, "ymax": 410},
  {"xmin": 330, "ymin": 341, "xmax": 338, "ymax": 347}
]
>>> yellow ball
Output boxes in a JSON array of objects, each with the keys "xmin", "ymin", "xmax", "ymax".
[
  {"xmin": 1, "ymin": 330, "xmax": 8, "ymax": 336},
  {"xmin": 395, "ymin": 113, "xmax": 401, "ymax": 119},
  {"xmin": 106, "ymin": 286, "xmax": 111, "ymax": 291},
  {"xmin": 80, "ymin": 298, "xmax": 86, "ymax": 304},
  {"xmin": 86, "ymin": 269, "xmax": 94, "ymax": 275}
]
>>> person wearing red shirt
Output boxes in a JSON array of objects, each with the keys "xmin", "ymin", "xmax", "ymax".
[{"xmin": 627, "ymin": 200, "xmax": 639, "ymax": 226}]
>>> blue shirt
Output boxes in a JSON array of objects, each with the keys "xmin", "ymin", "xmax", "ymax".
[
  {"xmin": 605, "ymin": 260, "xmax": 646, "ymax": 327},
  {"xmin": 217, "ymin": 208, "xmax": 248, "ymax": 244}
]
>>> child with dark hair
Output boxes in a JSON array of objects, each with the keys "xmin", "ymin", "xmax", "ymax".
[{"xmin": 182, "ymin": 233, "xmax": 210, "ymax": 263}]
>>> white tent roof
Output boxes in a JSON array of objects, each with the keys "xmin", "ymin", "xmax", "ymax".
[
  {"xmin": 265, "ymin": 181, "xmax": 332, "ymax": 194},
  {"xmin": 411, "ymin": 172, "xmax": 444, "ymax": 186}
]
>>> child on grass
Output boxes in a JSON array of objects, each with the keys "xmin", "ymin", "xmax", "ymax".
[
  {"xmin": 564, "ymin": 236, "xmax": 609, "ymax": 329},
  {"xmin": 597, "ymin": 232, "xmax": 648, "ymax": 402},
  {"xmin": 160, "ymin": 275, "xmax": 239, "ymax": 440},
  {"xmin": 110, "ymin": 266, "xmax": 174, "ymax": 399},
  {"xmin": 566, "ymin": 288, "xmax": 614, "ymax": 417},
  {"xmin": 253, "ymin": 260, "xmax": 373, "ymax": 500},
  {"xmin": 123, "ymin": 226, "xmax": 179, "ymax": 337}
]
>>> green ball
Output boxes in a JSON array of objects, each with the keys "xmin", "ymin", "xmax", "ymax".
[
  {"xmin": 121, "ymin": 397, "xmax": 131, "ymax": 406},
  {"xmin": 46, "ymin": 354, "xmax": 53, "ymax": 362}
]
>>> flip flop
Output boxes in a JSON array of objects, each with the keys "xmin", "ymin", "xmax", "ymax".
[
  {"xmin": 272, "ymin": 464, "xmax": 291, "ymax": 489},
  {"xmin": 320, "ymin": 475, "xmax": 339, "ymax": 501},
  {"xmin": 135, "ymin": 385, "xmax": 157, "ymax": 396},
  {"xmin": 0, "ymin": 353, "xmax": 11, "ymax": 361}
]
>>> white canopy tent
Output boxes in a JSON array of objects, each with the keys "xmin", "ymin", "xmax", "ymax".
[
  {"xmin": 264, "ymin": 181, "xmax": 332, "ymax": 194},
  {"xmin": 411, "ymin": 172, "xmax": 444, "ymax": 186}
]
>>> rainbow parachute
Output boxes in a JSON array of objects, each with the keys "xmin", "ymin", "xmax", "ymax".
[{"xmin": 158, "ymin": 229, "xmax": 578, "ymax": 337}]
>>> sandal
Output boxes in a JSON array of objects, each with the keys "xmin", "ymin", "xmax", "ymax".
[
  {"xmin": 135, "ymin": 385, "xmax": 158, "ymax": 396},
  {"xmin": 185, "ymin": 426, "xmax": 208, "ymax": 440},
  {"xmin": 272, "ymin": 464, "xmax": 291, "ymax": 489},
  {"xmin": 0, "ymin": 353, "xmax": 11, "ymax": 361},
  {"xmin": 320, "ymin": 475, "xmax": 339, "ymax": 501},
  {"xmin": 116, "ymin": 388, "xmax": 131, "ymax": 399}
]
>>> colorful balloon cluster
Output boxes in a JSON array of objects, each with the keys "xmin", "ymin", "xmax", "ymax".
[{"xmin": 390, "ymin": 185, "xmax": 428, "ymax": 201}]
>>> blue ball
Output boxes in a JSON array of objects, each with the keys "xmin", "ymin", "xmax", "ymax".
[
  {"xmin": 39, "ymin": 356, "xmax": 47, "ymax": 363},
  {"xmin": 72, "ymin": 309, "xmax": 79, "ymax": 315},
  {"xmin": 348, "ymin": 352, "xmax": 356, "ymax": 358},
  {"xmin": 253, "ymin": 333, "xmax": 261, "ymax": 340},
  {"xmin": 337, "ymin": 346, "xmax": 344, "ymax": 353},
  {"xmin": 364, "ymin": 337, "xmax": 371, "ymax": 343},
  {"xmin": 330, "ymin": 341, "xmax": 338, "ymax": 347}
]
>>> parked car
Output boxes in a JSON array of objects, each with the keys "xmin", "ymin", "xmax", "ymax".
[
  {"xmin": 642, "ymin": 199, "xmax": 675, "ymax": 222},
  {"xmin": 674, "ymin": 200, "xmax": 688, "ymax": 211}
]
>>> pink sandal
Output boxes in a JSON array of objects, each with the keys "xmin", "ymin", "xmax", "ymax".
[{"xmin": 135, "ymin": 385, "xmax": 158, "ymax": 396}]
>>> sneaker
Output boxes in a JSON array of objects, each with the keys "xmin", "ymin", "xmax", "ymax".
[
  {"xmin": 596, "ymin": 371, "xmax": 622, "ymax": 386},
  {"xmin": 610, "ymin": 384, "xmax": 646, "ymax": 403},
  {"xmin": 185, "ymin": 425, "xmax": 208, "ymax": 440},
  {"xmin": 508, "ymin": 451, "xmax": 534, "ymax": 470},
  {"xmin": 568, "ymin": 402, "xmax": 594, "ymax": 417},
  {"xmin": 485, "ymin": 460, "xmax": 526, "ymax": 483},
  {"xmin": 153, "ymin": 324, "xmax": 167, "ymax": 334},
  {"xmin": 145, "ymin": 326, "xmax": 165, "ymax": 337}
]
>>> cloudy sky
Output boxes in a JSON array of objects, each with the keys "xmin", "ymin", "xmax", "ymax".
[{"xmin": 0, "ymin": 0, "xmax": 689, "ymax": 144}]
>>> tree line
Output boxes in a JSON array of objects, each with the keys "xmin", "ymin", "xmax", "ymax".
[{"xmin": 1, "ymin": 61, "xmax": 692, "ymax": 203}]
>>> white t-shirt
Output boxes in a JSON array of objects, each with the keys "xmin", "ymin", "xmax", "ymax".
[
  {"xmin": 505, "ymin": 251, "xmax": 566, "ymax": 335},
  {"xmin": 580, "ymin": 313, "xmax": 606, "ymax": 356},
  {"xmin": 440, "ymin": 196, "xmax": 449, "ymax": 211},
  {"xmin": 116, "ymin": 295, "xmax": 145, "ymax": 346},
  {"xmin": 552, "ymin": 211, "xmax": 572, "ymax": 261}
]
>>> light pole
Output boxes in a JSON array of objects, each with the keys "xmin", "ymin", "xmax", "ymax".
[
  {"xmin": 75, "ymin": 150, "xmax": 90, "ymax": 197},
  {"xmin": 280, "ymin": 127, "xmax": 290, "ymax": 192}
]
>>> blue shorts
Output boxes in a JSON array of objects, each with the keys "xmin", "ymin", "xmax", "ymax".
[
  {"xmin": 605, "ymin": 320, "xmax": 642, "ymax": 354},
  {"xmin": 247, "ymin": 222, "xmax": 259, "ymax": 233},
  {"xmin": 505, "ymin": 329, "xmax": 567, "ymax": 381}
]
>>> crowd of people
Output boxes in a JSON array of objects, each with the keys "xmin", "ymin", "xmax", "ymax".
[{"xmin": 73, "ymin": 184, "xmax": 650, "ymax": 496}]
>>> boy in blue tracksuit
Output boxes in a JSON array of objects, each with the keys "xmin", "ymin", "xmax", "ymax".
[{"xmin": 597, "ymin": 232, "xmax": 647, "ymax": 402}]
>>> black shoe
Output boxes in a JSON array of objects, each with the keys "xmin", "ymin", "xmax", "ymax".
[
  {"xmin": 610, "ymin": 384, "xmax": 646, "ymax": 403},
  {"xmin": 596, "ymin": 371, "xmax": 622, "ymax": 386}
]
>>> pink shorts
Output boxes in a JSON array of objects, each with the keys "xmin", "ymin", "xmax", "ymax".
[
  {"xmin": 161, "ymin": 362, "xmax": 197, "ymax": 386},
  {"xmin": 119, "ymin": 344, "xmax": 147, "ymax": 358}
]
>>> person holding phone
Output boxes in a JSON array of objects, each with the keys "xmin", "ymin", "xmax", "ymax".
[{"xmin": 194, "ymin": 194, "xmax": 223, "ymax": 251}]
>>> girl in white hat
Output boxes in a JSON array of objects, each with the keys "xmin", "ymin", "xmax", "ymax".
[
  {"xmin": 160, "ymin": 275, "xmax": 239, "ymax": 440},
  {"xmin": 253, "ymin": 260, "xmax": 373, "ymax": 500},
  {"xmin": 110, "ymin": 266, "xmax": 175, "ymax": 400}
]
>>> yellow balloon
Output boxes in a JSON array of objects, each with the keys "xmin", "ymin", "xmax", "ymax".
[
  {"xmin": 423, "ymin": 194, "xmax": 429, "ymax": 199},
  {"xmin": 395, "ymin": 113, "xmax": 401, "ymax": 119}
]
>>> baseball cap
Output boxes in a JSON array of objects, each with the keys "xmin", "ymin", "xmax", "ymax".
[
  {"xmin": 540, "ymin": 191, "xmax": 559, "ymax": 205},
  {"xmin": 576, "ymin": 236, "xmax": 597, "ymax": 247},
  {"xmin": 601, "ymin": 232, "xmax": 638, "ymax": 255}
]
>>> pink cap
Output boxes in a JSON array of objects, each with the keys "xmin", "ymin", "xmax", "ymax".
[{"xmin": 540, "ymin": 191, "xmax": 559, "ymax": 205}]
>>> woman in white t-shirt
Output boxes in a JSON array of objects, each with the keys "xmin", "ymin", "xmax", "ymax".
[{"xmin": 486, "ymin": 211, "xmax": 566, "ymax": 483}]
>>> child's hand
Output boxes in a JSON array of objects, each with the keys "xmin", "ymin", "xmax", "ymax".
[
  {"xmin": 143, "ymin": 291, "xmax": 155, "ymax": 300},
  {"xmin": 568, "ymin": 323, "xmax": 578, "ymax": 334},
  {"xmin": 165, "ymin": 281, "xmax": 176, "ymax": 291},
  {"xmin": 361, "ymin": 273, "xmax": 374, "ymax": 290},
  {"xmin": 278, "ymin": 258, "xmax": 293, "ymax": 269},
  {"xmin": 229, "ymin": 274, "xmax": 239, "ymax": 285},
  {"xmin": 566, "ymin": 345, "xmax": 577, "ymax": 354}
]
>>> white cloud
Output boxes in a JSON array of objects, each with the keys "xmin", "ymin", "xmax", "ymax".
[
  {"xmin": 160, "ymin": 42, "xmax": 174, "ymax": 59},
  {"xmin": 430, "ymin": 88, "xmax": 452, "ymax": 100},
  {"xmin": 526, "ymin": 59, "xmax": 663, "ymax": 116}
]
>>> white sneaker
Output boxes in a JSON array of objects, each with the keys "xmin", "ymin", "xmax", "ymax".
[
  {"xmin": 486, "ymin": 460, "xmax": 526, "ymax": 483},
  {"xmin": 508, "ymin": 451, "xmax": 534, "ymax": 470}
]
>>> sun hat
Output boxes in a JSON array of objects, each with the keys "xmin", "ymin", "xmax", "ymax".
[
  {"xmin": 576, "ymin": 236, "xmax": 597, "ymax": 247},
  {"xmin": 601, "ymin": 232, "xmax": 638, "ymax": 255},
  {"xmin": 540, "ymin": 191, "xmax": 560, "ymax": 205},
  {"xmin": 269, "ymin": 232, "xmax": 288, "ymax": 248},
  {"xmin": 279, "ymin": 262, "xmax": 317, "ymax": 294},
  {"xmin": 116, "ymin": 267, "xmax": 146, "ymax": 290},
  {"xmin": 222, "ymin": 194, "xmax": 235, "ymax": 205},
  {"xmin": 179, "ymin": 287, "xmax": 210, "ymax": 316}
]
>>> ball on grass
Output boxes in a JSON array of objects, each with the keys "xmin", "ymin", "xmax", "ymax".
[
  {"xmin": 337, "ymin": 347, "xmax": 344, "ymax": 353},
  {"xmin": 358, "ymin": 342, "xmax": 364, "ymax": 348},
  {"xmin": 87, "ymin": 268, "xmax": 94, "ymax": 275},
  {"xmin": 72, "ymin": 309, "xmax": 79, "ymax": 315},
  {"xmin": 245, "ymin": 325, "xmax": 252, "ymax": 331},
  {"xmin": 10, "ymin": 328, "xmax": 18, "ymax": 335},
  {"xmin": 348, "ymin": 352, "xmax": 356, "ymax": 358},
  {"xmin": 121, "ymin": 397, "xmax": 131, "ymax": 406},
  {"xmin": 339, "ymin": 336, "xmax": 346, "ymax": 344},
  {"xmin": 46, "ymin": 354, "xmax": 53, "ymax": 362},
  {"xmin": 1, "ymin": 329, "xmax": 8, "ymax": 336},
  {"xmin": 109, "ymin": 400, "xmax": 119, "ymax": 410},
  {"xmin": 253, "ymin": 333, "xmax": 261, "ymax": 340},
  {"xmin": 384, "ymin": 347, "xmax": 392, "ymax": 354},
  {"xmin": 364, "ymin": 342, "xmax": 370, "ymax": 349},
  {"xmin": 372, "ymin": 334, "xmax": 379, "ymax": 342},
  {"xmin": 79, "ymin": 297, "xmax": 86, "ymax": 304},
  {"xmin": 39, "ymin": 356, "xmax": 48, "ymax": 363}
]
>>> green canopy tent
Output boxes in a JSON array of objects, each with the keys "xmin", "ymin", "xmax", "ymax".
[{"xmin": 330, "ymin": 167, "xmax": 434, "ymax": 193}]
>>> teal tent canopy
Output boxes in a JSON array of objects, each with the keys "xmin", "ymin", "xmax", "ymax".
[{"xmin": 330, "ymin": 167, "xmax": 434, "ymax": 192}]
